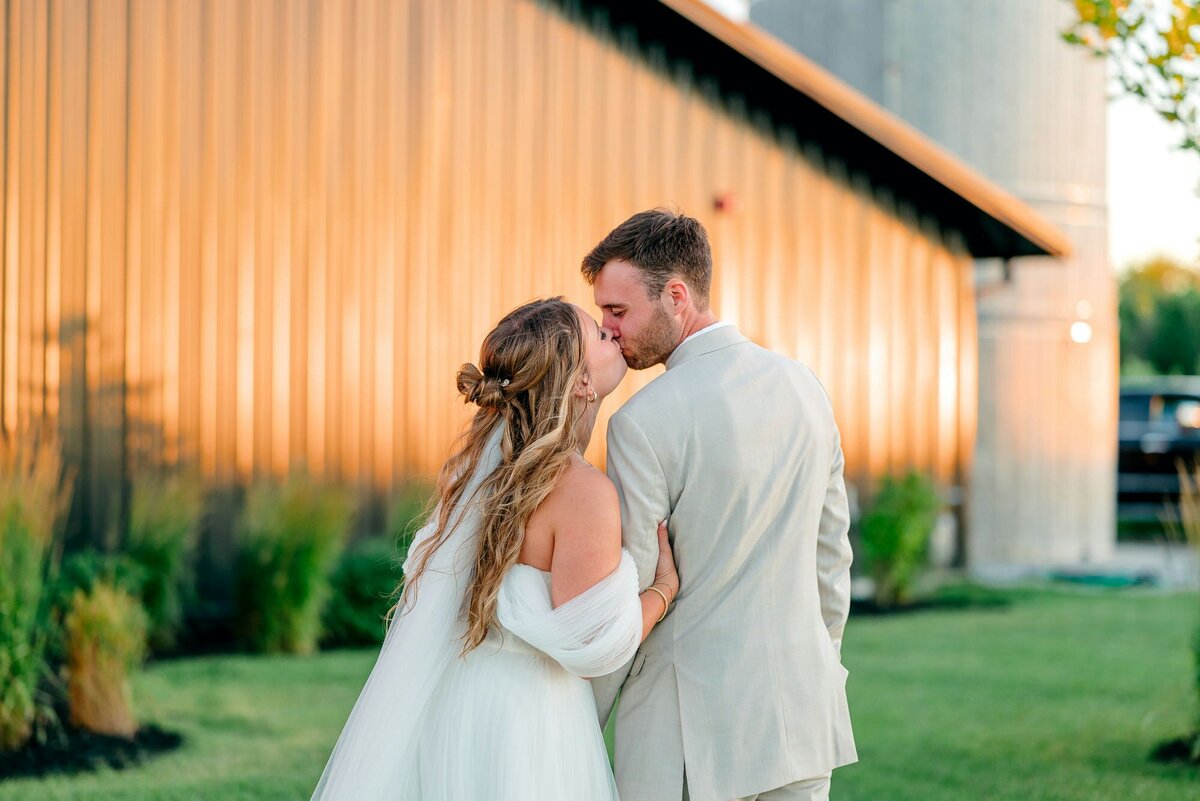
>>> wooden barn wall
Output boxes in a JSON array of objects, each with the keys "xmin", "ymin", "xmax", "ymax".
[{"xmin": 0, "ymin": 0, "xmax": 976, "ymax": 561}]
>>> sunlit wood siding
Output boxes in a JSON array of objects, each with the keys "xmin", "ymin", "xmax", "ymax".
[{"xmin": 0, "ymin": 0, "xmax": 976, "ymax": 551}]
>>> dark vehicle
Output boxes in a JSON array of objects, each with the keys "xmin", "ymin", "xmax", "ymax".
[{"xmin": 1118, "ymin": 377, "xmax": 1200, "ymax": 527}]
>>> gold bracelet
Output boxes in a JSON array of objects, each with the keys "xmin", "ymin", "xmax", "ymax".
[{"xmin": 645, "ymin": 585, "xmax": 670, "ymax": 623}]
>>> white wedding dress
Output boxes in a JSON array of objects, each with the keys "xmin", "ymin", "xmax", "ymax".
[{"xmin": 311, "ymin": 425, "xmax": 642, "ymax": 800}]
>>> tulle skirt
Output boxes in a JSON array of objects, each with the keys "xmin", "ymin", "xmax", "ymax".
[{"xmin": 408, "ymin": 630, "xmax": 619, "ymax": 801}]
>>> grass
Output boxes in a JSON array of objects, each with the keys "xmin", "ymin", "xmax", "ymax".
[
  {"xmin": 834, "ymin": 586, "xmax": 1199, "ymax": 800},
  {"xmin": 0, "ymin": 586, "xmax": 1197, "ymax": 800},
  {"xmin": 0, "ymin": 651, "xmax": 374, "ymax": 800}
]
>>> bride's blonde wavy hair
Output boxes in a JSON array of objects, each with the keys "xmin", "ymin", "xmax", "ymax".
[{"xmin": 395, "ymin": 297, "xmax": 591, "ymax": 654}]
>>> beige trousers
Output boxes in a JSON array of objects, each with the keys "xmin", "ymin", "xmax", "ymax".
[{"xmin": 683, "ymin": 772, "xmax": 833, "ymax": 801}]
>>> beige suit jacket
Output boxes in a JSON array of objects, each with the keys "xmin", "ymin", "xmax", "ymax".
[{"xmin": 591, "ymin": 325, "xmax": 857, "ymax": 801}]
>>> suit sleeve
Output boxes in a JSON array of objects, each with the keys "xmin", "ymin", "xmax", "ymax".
[
  {"xmin": 816, "ymin": 425, "xmax": 853, "ymax": 656},
  {"xmin": 605, "ymin": 410, "xmax": 671, "ymax": 592},
  {"xmin": 589, "ymin": 410, "xmax": 671, "ymax": 727}
]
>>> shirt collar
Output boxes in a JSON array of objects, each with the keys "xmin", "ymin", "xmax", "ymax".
[
  {"xmin": 665, "ymin": 322, "xmax": 745, "ymax": 370},
  {"xmin": 676, "ymin": 320, "xmax": 733, "ymax": 350}
]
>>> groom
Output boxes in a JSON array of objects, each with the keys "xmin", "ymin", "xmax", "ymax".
[{"xmin": 582, "ymin": 209, "xmax": 857, "ymax": 801}]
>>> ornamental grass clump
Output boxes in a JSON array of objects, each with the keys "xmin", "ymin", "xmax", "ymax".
[
  {"xmin": 236, "ymin": 474, "xmax": 352, "ymax": 654},
  {"xmin": 123, "ymin": 471, "xmax": 203, "ymax": 652},
  {"xmin": 63, "ymin": 581, "xmax": 148, "ymax": 738},
  {"xmin": 0, "ymin": 427, "xmax": 74, "ymax": 751}
]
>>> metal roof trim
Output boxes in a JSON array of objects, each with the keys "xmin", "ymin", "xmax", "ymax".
[{"xmin": 655, "ymin": 0, "xmax": 1073, "ymax": 259}]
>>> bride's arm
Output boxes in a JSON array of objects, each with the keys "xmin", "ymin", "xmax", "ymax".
[
  {"xmin": 548, "ymin": 467, "xmax": 677, "ymax": 642},
  {"xmin": 547, "ymin": 465, "xmax": 622, "ymax": 605},
  {"xmin": 633, "ymin": 522, "xmax": 676, "ymax": 641}
]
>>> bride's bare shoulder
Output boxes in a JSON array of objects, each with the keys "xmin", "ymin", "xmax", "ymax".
[
  {"xmin": 527, "ymin": 458, "xmax": 617, "ymax": 530},
  {"xmin": 522, "ymin": 457, "xmax": 619, "ymax": 571},
  {"xmin": 550, "ymin": 457, "xmax": 617, "ymax": 514}
]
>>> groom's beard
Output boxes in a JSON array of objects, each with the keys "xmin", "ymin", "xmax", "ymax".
[{"xmin": 620, "ymin": 304, "xmax": 680, "ymax": 370}]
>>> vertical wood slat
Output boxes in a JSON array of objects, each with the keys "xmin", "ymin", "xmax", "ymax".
[
  {"xmin": 270, "ymin": 0, "xmax": 290, "ymax": 479},
  {"xmin": 44, "ymin": 0, "xmax": 62, "ymax": 426},
  {"xmin": 3, "ymin": 0, "xmax": 979, "ymax": 547},
  {"xmin": 125, "ymin": 0, "xmax": 142, "ymax": 468},
  {"xmin": 249, "ymin": 0, "xmax": 273, "ymax": 482},
  {"xmin": 287, "ymin": 0, "xmax": 310, "ymax": 474},
  {"xmin": 89, "ymin": 0, "xmax": 128, "ymax": 545},
  {"xmin": 232, "ymin": 0, "xmax": 253, "ymax": 483},
  {"xmin": 161, "ymin": 0, "xmax": 181, "ymax": 466},
  {"xmin": 214, "ymin": 0, "xmax": 235, "ymax": 486},
  {"xmin": 2, "ymin": 0, "xmax": 20, "ymax": 437},
  {"xmin": 198, "ymin": 0, "xmax": 216, "ymax": 480},
  {"xmin": 55, "ymin": 0, "xmax": 89, "ymax": 525},
  {"xmin": 23, "ymin": 0, "xmax": 47, "ymax": 429}
]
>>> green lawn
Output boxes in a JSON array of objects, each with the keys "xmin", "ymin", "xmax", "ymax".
[
  {"xmin": 833, "ymin": 587, "xmax": 1199, "ymax": 800},
  {"xmin": 1, "ymin": 586, "xmax": 1197, "ymax": 800}
]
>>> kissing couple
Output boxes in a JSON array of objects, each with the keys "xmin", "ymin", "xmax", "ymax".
[{"xmin": 311, "ymin": 209, "xmax": 857, "ymax": 801}]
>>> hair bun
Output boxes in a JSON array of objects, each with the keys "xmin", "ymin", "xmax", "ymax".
[
  {"xmin": 456, "ymin": 363, "xmax": 508, "ymax": 408},
  {"xmin": 456, "ymin": 363, "xmax": 485, "ymax": 401}
]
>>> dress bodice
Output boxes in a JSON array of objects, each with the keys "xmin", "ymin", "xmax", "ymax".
[
  {"xmin": 492, "ymin": 549, "xmax": 642, "ymax": 679},
  {"xmin": 477, "ymin": 567, "xmax": 553, "ymax": 658}
]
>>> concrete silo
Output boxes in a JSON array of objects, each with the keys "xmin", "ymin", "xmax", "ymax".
[{"xmin": 751, "ymin": 0, "xmax": 1116, "ymax": 572}]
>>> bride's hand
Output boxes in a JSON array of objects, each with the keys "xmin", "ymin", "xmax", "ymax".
[{"xmin": 652, "ymin": 520, "xmax": 680, "ymax": 603}]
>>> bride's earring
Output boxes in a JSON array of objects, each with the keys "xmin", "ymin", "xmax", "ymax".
[{"xmin": 586, "ymin": 387, "xmax": 597, "ymax": 404}]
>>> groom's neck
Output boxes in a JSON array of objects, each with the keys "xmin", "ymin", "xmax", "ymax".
[{"xmin": 677, "ymin": 310, "xmax": 720, "ymax": 343}]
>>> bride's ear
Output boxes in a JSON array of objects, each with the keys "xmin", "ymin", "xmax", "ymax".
[{"xmin": 573, "ymin": 373, "xmax": 591, "ymax": 399}]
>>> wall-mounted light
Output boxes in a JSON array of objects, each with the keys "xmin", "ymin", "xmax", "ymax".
[
  {"xmin": 1070, "ymin": 321, "xmax": 1093, "ymax": 344},
  {"xmin": 713, "ymin": 193, "xmax": 736, "ymax": 214}
]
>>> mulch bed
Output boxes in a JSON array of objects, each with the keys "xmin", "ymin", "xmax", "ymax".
[
  {"xmin": 0, "ymin": 722, "xmax": 183, "ymax": 781},
  {"xmin": 850, "ymin": 594, "xmax": 1012, "ymax": 616},
  {"xmin": 1151, "ymin": 735, "xmax": 1200, "ymax": 765}
]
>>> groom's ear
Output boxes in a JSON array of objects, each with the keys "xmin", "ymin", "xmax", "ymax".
[{"xmin": 666, "ymin": 278, "xmax": 690, "ymax": 310}]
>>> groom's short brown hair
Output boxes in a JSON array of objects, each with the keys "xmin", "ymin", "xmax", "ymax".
[{"xmin": 581, "ymin": 208, "xmax": 712, "ymax": 309}]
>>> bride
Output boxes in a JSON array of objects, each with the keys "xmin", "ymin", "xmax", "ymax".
[{"xmin": 311, "ymin": 297, "xmax": 680, "ymax": 800}]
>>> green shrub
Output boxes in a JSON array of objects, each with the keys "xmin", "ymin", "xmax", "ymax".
[
  {"xmin": 48, "ymin": 550, "xmax": 146, "ymax": 663},
  {"xmin": 63, "ymin": 581, "xmax": 147, "ymax": 737},
  {"xmin": 235, "ymin": 475, "xmax": 352, "ymax": 655},
  {"xmin": 387, "ymin": 482, "xmax": 432, "ymax": 548},
  {"xmin": 859, "ymin": 470, "xmax": 941, "ymax": 608},
  {"xmin": 321, "ymin": 538, "xmax": 404, "ymax": 647},
  {"xmin": 320, "ymin": 484, "xmax": 430, "ymax": 648},
  {"xmin": 0, "ymin": 427, "xmax": 74, "ymax": 752},
  {"xmin": 122, "ymin": 472, "xmax": 203, "ymax": 652},
  {"xmin": 53, "ymin": 550, "xmax": 146, "ymax": 606}
]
